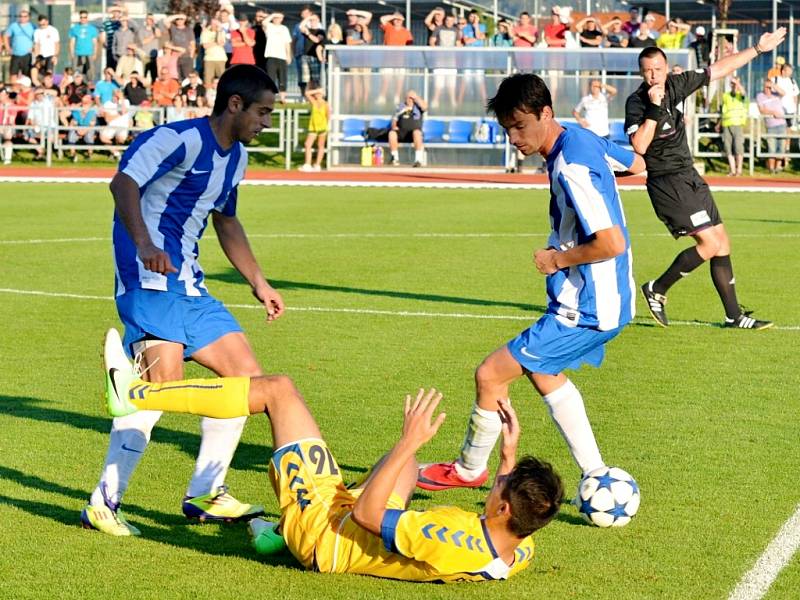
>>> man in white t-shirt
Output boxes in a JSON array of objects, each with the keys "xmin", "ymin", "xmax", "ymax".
[
  {"xmin": 572, "ymin": 80, "xmax": 617, "ymax": 138},
  {"xmin": 263, "ymin": 12, "xmax": 292, "ymax": 104},
  {"xmin": 772, "ymin": 62, "xmax": 799, "ymax": 128},
  {"xmin": 33, "ymin": 14, "xmax": 60, "ymax": 73}
]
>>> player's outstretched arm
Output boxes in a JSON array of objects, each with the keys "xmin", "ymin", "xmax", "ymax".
[
  {"xmin": 534, "ymin": 225, "xmax": 626, "ymax": 275},
  {"xmin": 212, "ymin": 212, "xmax": 285, "ymax": 322},
  {"xmin": 710, "ymin": 28, "xmax": 786, "ymax": 82},
  {"xmin": 352, "ymin": 389, "xmax": 446, "ymax": 535},
  {"xmin": 110, "ymin": 172, "xmax": 177, "ymax": 274}
]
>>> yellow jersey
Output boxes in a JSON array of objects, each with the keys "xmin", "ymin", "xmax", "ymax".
[{"xmin": 270, "ymin": 438, "xmax": 537, "ymax": 583}]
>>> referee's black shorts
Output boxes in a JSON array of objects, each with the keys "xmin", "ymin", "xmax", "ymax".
[{"xmin": 646, "ymin": 168, "xmax": 722, "ymax": 238}]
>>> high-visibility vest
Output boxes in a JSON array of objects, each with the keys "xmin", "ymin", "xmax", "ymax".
[{"xmin": 722, "ymin": 92, "xmax": 748, "ymax": 127}]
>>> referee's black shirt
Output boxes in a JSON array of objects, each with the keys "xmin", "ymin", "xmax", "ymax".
[{"xmin": 624, "ymin": 67, "xmax": 710, "ymax": 177}]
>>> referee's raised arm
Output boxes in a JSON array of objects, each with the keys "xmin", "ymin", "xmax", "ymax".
[{"xmin": 709, "ymin": 28, "xmax": 786, "ymax": 82}]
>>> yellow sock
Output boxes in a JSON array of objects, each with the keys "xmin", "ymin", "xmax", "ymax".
[{"xmin": 129, "ymin": 377, "xmax": 251, "ymax": 419}]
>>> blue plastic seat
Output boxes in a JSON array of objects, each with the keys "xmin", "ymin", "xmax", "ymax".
[
  {"xmin": 608, "ymin": 121, "xmax": 629, "ymax": 145},
  {"xmin": 423, "ymin": 119, "xmax": 447, "ymax": 142},
  {"xmin": 448, "ymin": 120, "xmax": 474, "ymax": 143},
  {"xmin": 485, "ymin": 121, "xmax": 505, "ymax": 144},
  {"xmin": 368, "ymin": 118, "xmax": 391, "ymax": 130},
  {"xmin": 341, "ymin": 118, "xmax": 366, "ymax": 142}
]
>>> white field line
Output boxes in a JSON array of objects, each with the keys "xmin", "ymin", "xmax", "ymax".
[
  {"xmin": 3, "ymin": 232, "xmax": 800, "ymax": 245},
  {"xmin": 728, "ymin": 504, "xmax": 800, "ymax": 600},
  {"xmin": 1, "ymin": 287, "xmax": 798, "ymax": 330},
  {"xmin": 3, "ymin": 175, "xmax": 800, "ymax": 193}
]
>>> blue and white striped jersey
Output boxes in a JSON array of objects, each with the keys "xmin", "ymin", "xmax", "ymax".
[
  {"xmin": 544, "ymin": 125, "xmax": 636, "ymax": 331},
  {"xmin": 112, "ymin": 117, "xmax": 248, "ymax": 297}
]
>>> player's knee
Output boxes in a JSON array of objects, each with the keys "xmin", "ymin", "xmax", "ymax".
[
  {"xmin": 254, "ymin": 374, "xmax": 301, "ymax": 402},
  {"xmin": 475, "ymin": 360, "xmax": 498, "ymax": 390}
]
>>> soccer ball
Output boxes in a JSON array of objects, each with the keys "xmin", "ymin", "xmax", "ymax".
[{"xmin": 576, "ymin": 466, "xmax": 640, "ymax": 528}]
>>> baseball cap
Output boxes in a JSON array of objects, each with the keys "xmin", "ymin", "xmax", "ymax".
[
  {"xmin": 695, "ymin": 25, "xmax": 706, "ymax": 35},
  {"xmin": 777, "ymin": 56, "xmax": 786, "ymax": 65}
]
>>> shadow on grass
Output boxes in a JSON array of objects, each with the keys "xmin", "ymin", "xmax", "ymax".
[
  {"xmin": 205, "ymin": 272, "xmax": 546, "ymax": 313},
  {"xmin": 0, "ymin": 395, "xmax": 367, "ymax": 475}
]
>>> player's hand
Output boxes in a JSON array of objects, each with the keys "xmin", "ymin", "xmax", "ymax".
[
  {"xmin": 137, "ymin": 243, "xmax": 178, "ymax": 274},
  {"xmin": 534, "ymin": 248, "xmax": 560, "ymax": 275},
  {"xmin": 253, "ymin": 282, "xmax": 285, "ymax": 322},
  {"xmin": 497, "ymin": 398, "xmax": 520, "ymax": 463},
  {"xmin": 757, "ymin": 28, "xmax": 787, "ymax": 53},
  {"xmin": 647, "ymin": 84, "xmax": 665, "ymax": 106},
  {"xmin": 401, "ymin": 388, "xmax": 446, "ymax": 449}
]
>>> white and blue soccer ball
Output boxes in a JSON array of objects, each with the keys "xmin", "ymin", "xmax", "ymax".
[{"xmin": 576, "ymin": 466, "xmax": 640, "ymax": 528}]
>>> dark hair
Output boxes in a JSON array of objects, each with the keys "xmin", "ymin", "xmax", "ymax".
[
  {"xmin": 501, "ymin": 456, "xmax": 564, "ymax": 537},
  {"xmin": 638, "ymin": 46, "xmax": 667, "ymax": 68},
  {"xmin": 212, "ymin": 64, "xmax": 278, "ymax": 116},
  {"xmin": 487, "ymin": 73, "xmax": 552, "ymax": 122},
  {"xmin": 79, "ymin": 10, "xmax": 88, "ymax": 16},
  {"xmin": 38, "ymin": 14, "xmax": 47, "ymax": 22},
  {"xmin": 520, "ymin": 11, "xmax": 530, "ymax": 17}
]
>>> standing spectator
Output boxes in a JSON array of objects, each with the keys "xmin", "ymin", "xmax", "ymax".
[
  {"xmin": 101, "ymin": 6, "xmax": 124, "ymax": 70},
  {"xmin": 621, "ymin": 7, "xmax": 642, "ymax": 37},
  {"xmin": 544, "ymin": 7, "xmax": 568, "ymax": 48},
  {"xmin": 767, "ymin": 56, "xmax": 786, "ymax": 79},
  {"xmin": 67, "ymin": 94, "xmax": 97, "ymax": 161},
  {"xmin": 152, "ymin": 66, "xmax": 181, "ymax": 108},
  {"xmin": 205, "ymin": 78, "xmax": 218, "ymax": 108},
  {"xmin": 115, "ymin": 45, "xmax": 144, "ymax": 87},
  {"xmin": 644, "ymin": 14, "xmax": 660, "ymax": 42},
  {"xmin": 576, "ymin": 17, "xmax": 604, "ymax": 48},
  {"xmin": 136, "ymin": 14, "xmax": 161, "ymax": 84},
  {"xmin": 292, "ymin": 7, "xmax": 313, "ymax": 95},
  {"xmin": 111, "ymin": 16, "xmax": 136, "ymax": 69},
  {"xmin": 604, "ymin": 18, "xmax": 628, "ymax": 48},
  {"xmin": 573, "ymin": 80, "xmax": 617, "ymax": 138},
  {"xmin": 157, "ymin": 43, "xmax": 181, "ymax": 81},
  {"xmin": 491, "ymin": 20, "xmax": 513, "ymax": 47},
  {"xmin": 430, "ymin": 13, "xmax": 460, "ymax": 47},
  {"xmin": 344, "ymin": 10, "xmax": 372, "ymax": 107},
  {"xmin": 299, "ymin": 14, "xmax": 326, "ymax": 95},
  {"xmin": 299, "ymin": 81, "xmax": 329, "ymax": 171},
  {"xmin": 429, "ymin": 13, "xmax": 460, "ymax": 109},
  {"xmin": 773, "ymin": 62, "xmax": 799, "ymax": 129},
  {"xmin": 0, "ymin": 89, "xmax": 19, "ymax": 164},
  {"xmin": 123, "ymin": 72, "xmax": 148, "ymax": 106},
  {"xmin": 756, "ymin": 78, "xmax": 787, "ymax": 173},
  {"xmin": 253, "ymin": 10, "xmax": 267, "ymax": 71},
  {"xmin": 424, "ymin": 7, "xmax": 445, "ymax": 39},
  {"xmin": 69, "ymin": 11, "xmax": 100, "ymax": 80},
  {"xmin": 388, "ymin": 90, "xmax": 427, "ymax": 167},
  {"xmin": 462, "ymin": 10, "xmax": 486, "ymax": 47},
  {"xmin": 690, "ymin": 26, "xmax": 711, "ymax": 67},
  {"xmin": 720, "ymin": 76, "xmax": 748, "ymax": 176},
  {"xmin": 657, "ymin": 20, "xmax": 690, "ymax": 49},
  {"xmin": 33, "ymin": 14, "xmax": 60, "ymax": 75},
  {"xmin": 4, "ymin": 10, "xmax": 35, "ymax": 77},
  {"xmin": 182, "ymin": 71, "xmax": 206, "ymax": 107},
  {"xmin": 512, "ymin": 12, "xmax": 538, "ymax": 48},
  {"xmin": 201, "ymin": 20, "xmax": 227, "ymax": 87},
  {"xmin": 217, "ymin": 7, "xmax": 237, "ymax": 64},
  {"xmin": 378, "ymin": 13, "xmax": 413, "ymax": 104},
  {"xmin": 166, "ymin": 14, "xmax": 195, "ymax": 81},
  {"xmin": 95, "ymin": 67, "xmax": 120, "ymax": 104},
  {"xmin": 327, "ymin": 19, "xmax": 344, "ymax": 46},
  {"xmin": 230, "ymin": 15, "xmax": 256, "ymax": 66},
  {"xmin": 264, "ymin": 13, "xmax": 292, "ymax": 104},
  {"xmin": 628, "ymin": 20, "xmax": 656, "ymax": 49}
]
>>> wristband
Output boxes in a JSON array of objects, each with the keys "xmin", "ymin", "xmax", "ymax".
[
  {"xmin": 644, "ymin": 104, "xmax": 663, "ymax": 121},
  {"xmin": 754, "ymin": 43, "xmax": 764, "ymax": 55}
]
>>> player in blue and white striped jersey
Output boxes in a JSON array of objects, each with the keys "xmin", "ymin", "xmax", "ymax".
[
  {"xmin": 419, "ymin": 73, "xmax": 646, "ymax": 493},
  {"xmin": 82, "ymin": 65, "xmax": 285, "ymax": 537}
]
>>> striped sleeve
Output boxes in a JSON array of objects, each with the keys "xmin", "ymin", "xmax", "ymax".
[{"xmin": 120, "ymin": 126, "xmax": 186, "ymax": 188}]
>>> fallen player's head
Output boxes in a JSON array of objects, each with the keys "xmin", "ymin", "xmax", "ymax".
[{"xmin": 487, "ymin": 456, "xmax": 564, "ymax": 537}]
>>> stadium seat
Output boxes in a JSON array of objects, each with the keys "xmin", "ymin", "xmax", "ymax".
[
  {"xmin": 448, "ymin": 120, "xmax": 474, "ymax": 143},
  {"xmin": 341, "ymin": 118, "xmax": 366, "ymax": 142},
  {"xmin": 368, "ymin": 118, "xmax": 391, "ymax": 130},
  {"xmin": 423, "ymin": 119, "xmax": 447, "ymax": 142},
  {"xmin": 485, "ymin": 121, "xmax": 505, "ymax": 144}
]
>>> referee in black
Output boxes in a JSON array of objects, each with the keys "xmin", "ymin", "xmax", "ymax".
[{"xmin": 625, "ymin": 29, "xmax": 786, "ymax": 330}]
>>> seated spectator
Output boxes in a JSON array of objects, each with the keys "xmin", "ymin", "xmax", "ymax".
[
  {"xmin": 95, "ymin": 68, "xmax": 120, "ymax": 105},
  {"xmin": 576, "ymin": 16, "xmax": 604, "ymax": 47},
  {"xmin": 230, "ymin": 14, "xmax": 256, "ymax": 65},
  {"xmin": 99, "ymin": 88, "xmax": 131, "ymax": 154},
  {"xmin": 166, "ymin": 94, "xmax": 187, "ymax": 123},
  {"xmin": 657, "ymin": 20, "xmax": 690, "ymax": 49},
  {"xmin": 0, "ymin": 89, "xmax": 20, "ymax": 165},
  {"xmin": 61, "ymin": 72, "xmax": 89, "ymax": 106},
  {"xmin": 544, "ymin": 7, "xmax": 569, "ymax": 48},
  {"xmin": 115, "ymin": 44, "xmax": 144, "ymax": 86},
  {"xmin": 720, "ymin": 76, "xmax": 747, "ymax": 176},
  {"xmin": 13, "ymin": 75, "xmax": 34, "ymax": 109},
  {"xmin": 757, "ymin": 78, "xmax": 787, "ymax": 173},
  {"xmin": 201, "ymin": 19, "xmax": 227, "ymax": 87},
  {"xmin": 123, "ymin": 72, "xmax": 148, "ymax": 106},
  {"xmin": 491, "ymin": 20, "xmax": 513, "ymax": 47},
  {"xmin": 157, "ymin": 43, "xmax": 181, "ymax": 81},
  {"xmin": 181, "ymin": 71, "xmax": 206, "ymax": 107},
  {"xmin": 152, "ymin": 67, "xmax": 181, "ymax": 108},
  {"xmin": 25, "ymin": 88, "xmax": 56, "ymax": 158},
  {"xmin": 133, "ymin": 99, "xmax": 155, "ymax": 132},
  {"xmin": 40, "ymin": 72, "xmax": 61, "ymax": 99},
  {"xmin": 512, "ymin": 12, "xmax": 537, "ymax": 47},
  {"xmin": 572, "ymin": 80, "xmax": 617, "ymax": 138},
  {"xmin": 628, "ymin": 20, "xmax": 656, "ymax": 48},
  {"xmin": 462, "ymin": 10, "xmax": 486, "ymax": 47},
  {"xmin": 604, "ymin": 19, "xmax": 628, "ymax": 48},
  {"xmin": 388, "ymin": 90, "xmax": 427, "ymax": 167},
  {"xmin": 67, "ymin": 94, "xmax": 97, "ymax": 161}
]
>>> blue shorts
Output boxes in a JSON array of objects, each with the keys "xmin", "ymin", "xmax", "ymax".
[
  {"xmin": 507, "ymin": 313, "xmax": 623, "ymax": 375},
  {"xmin": 116, "ymin": 289, "xmax": 242, "ymax": 359}
]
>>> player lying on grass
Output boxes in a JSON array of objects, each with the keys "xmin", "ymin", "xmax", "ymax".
[
  {"xmin": 103, "ymin": 328, "xmax": 564, "ymax": 583},
  {"xmin": 418, "ymin": 73, "xmax": 646, "ymax": 494}
]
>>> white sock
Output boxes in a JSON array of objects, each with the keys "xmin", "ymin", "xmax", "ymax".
[
  {"xmin": 391, "ymin": 150, "xmax": 399, "ymax": 160},
  {"xmin": 90, "ymin": 410, "xmax": 162, "ymax": 507},
  {"xmin": 542, "ymin": 379, "xmax": 604, "ymax": 475},
  {"xmin": 2, "ymin": 145, "xmax": 11, "ymax": 162},
  {"xmin": 414, "ymin": 149, "xmax": 424, "ymax": 163},
  {"xmin": 455, "ymin": 404, "xmax": 503, "ymax": 478},
  {"xmin": 185, "ymin": 416, "xmax": 247, "ymax": 497}
]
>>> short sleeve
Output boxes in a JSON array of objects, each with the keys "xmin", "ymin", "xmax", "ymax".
[
  {"xmin": 669, "ymin": 68, "xmax": 710, "ymax": 103},
  {"xmin": 602, "ymin": 138, "xmax": 636, "ymax": 172},
  {"xmin": 215, "ymin": 185, "xmax": 238, "ymax": 216},
  {"xmin": 624, "ymin": 92, "xmax": 646, "ymax": 136},
  {"xmin": 120, "ymin": 126, "xmax": 186, "ymax": 188}
]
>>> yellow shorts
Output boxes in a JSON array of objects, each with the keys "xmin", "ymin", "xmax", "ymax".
[{"xmin": 269, "ymin": 438, "xmax": 404, "ymax": 573}]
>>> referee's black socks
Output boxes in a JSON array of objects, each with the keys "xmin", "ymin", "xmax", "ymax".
[
  {"xmin": 710, "ymin": 255, "xmax": 741, "ymax": 319},
  {"xmin": 653, "ymin": 246, "xmax": 705, "ymax": 295}
]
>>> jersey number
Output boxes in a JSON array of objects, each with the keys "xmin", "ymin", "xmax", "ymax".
[{"xmin": 308, "ymin": 444, "xmax": 339, "ymax": 476}]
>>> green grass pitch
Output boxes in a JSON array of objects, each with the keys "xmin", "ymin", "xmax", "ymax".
[{"xmin": 1, "ymin": 182, "xmax": 798, "ymax": 599}]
